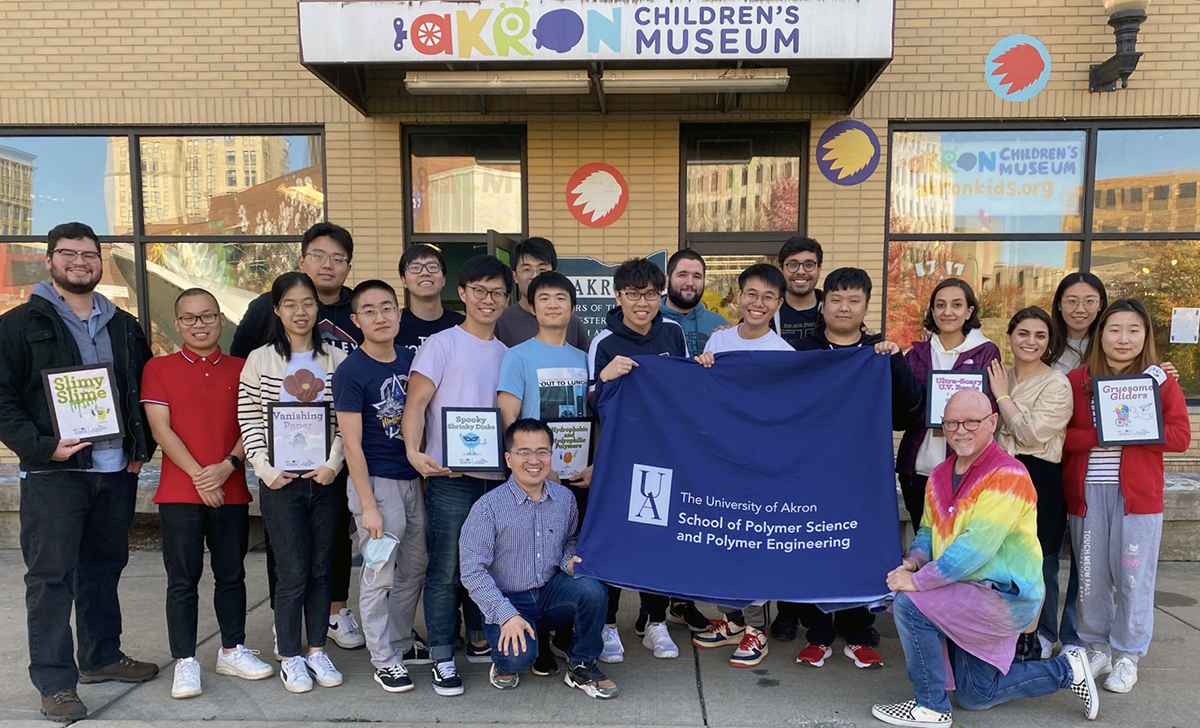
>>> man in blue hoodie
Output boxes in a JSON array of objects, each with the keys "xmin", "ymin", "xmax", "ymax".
[
  {"xmin": 659, "ymin": 249, "xmax": 727, "ymax": 357},
  {"xmin": 0, "ymin": 222, "xmax": 158, "ymax": 722}
]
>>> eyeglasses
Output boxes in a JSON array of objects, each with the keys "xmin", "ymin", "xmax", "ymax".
[
  {"xmin": 356, "ymin": 304, "xmax": 398, "ymax": 319},
  {"xmin": 783, "ymin": 259, "xmax": 819, "ymax": 273},
  {"xmin": 404, "ymin": 262, "xmax": 442, "ymax": 275},
  {"xmin": 618, "ymin": 289, "xmax": 658, "ymax": 302},
  {"xmin": 305, "ymin": 250, "xmax": 350, "ymax": 266},
  {"xmin": 466, "ymin": 285, "xmax": 508, "ymax": 302},
  {"xmin": 509, "ymin": 448, "xmax": 552, "ymax": 461},
  {"xmin": 176, "ymin": 313, "xmax": 220, "ymax": 327},
  {"xmin": 741, "ymin": 291, "xmax": 779, "ymax": 305},
  {"xmin": 53, "ymin": 249, "xmax": 101, "ymax": 263},
  {"xmin": 1061, "ymin": 297, "xmax": 1101, "ymax": 311},
  {"xmin": 942, "ymin": 418, "xmax": 988, "ymax": 432},
  {"xmin": 279, "ymin": 300, "xmax": 318, "ymax": 314}
]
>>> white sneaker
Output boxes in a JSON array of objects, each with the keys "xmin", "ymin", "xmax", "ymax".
[
  {"xmin": 305, "ymin": 650, "xmax": 344, "ymax": 687},
  {"xmin": 171, "ymin": 657, "xmax": 202, "ymax": 699},
  {"xmin": 1038, "ymin": 633, "xmax": 1054, "ymax": 660},
  {"xmin": 1103, "ymin": 657, "xmax": 1137, "ymax": 693},
  {"xmin": 871, "ymin": 699, "xmax": 952, "ymax": 726},
  {"xmin": 641, "ymin": 622, "xmax": 679, "ymax": 659},
  {"xmin": 279, "ymin": 655, "xmax": 313, "ymax": 693},
  {"xmin": 328, "ymin": 608, "xmax": 365, "ymax": 649},
  {"xmin": 599, "ymin": 625, "xmax": 625, "ymax": 664},
  {"xmin": 1086, "ymin": 648, "xmax": 1112, "ymax": 678},
  {"xmin": 216, "ymin": 644, "xmax": 274, "ymax": 680}
]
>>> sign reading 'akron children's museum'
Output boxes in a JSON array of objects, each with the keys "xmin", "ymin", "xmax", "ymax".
[{"xmin": 298, "ymin": 0, "xmax": 895, "ymax": 64}]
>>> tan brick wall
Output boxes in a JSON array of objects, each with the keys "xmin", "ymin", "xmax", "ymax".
[{"xmin": 2, "ymin": 0, "xmax": 1200, "ymax": 464}]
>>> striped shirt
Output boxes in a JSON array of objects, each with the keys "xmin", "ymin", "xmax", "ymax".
[
  {"xmin": 459, "ymin": 477, "xmax": 579, "ymax": 626},
  {"xmin": 1085, "ymin": 447, "xmax": 1123, "ymax": 484}
]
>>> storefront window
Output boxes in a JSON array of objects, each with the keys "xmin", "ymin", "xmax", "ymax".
[
  {"xmin": 409, "ymin": 132, "xmax": 523, "ymax": 235},
  {"xmin": 1092, "ymin": 129, "xmax": 1200, "ymax": 234},
  {"xmin": 0, "ymin": 241, "xmax": 138, "ymax": 317},
  {"xmin": 137, "ymin": 135, "xmax": 324, "ymax": 236},
  {"xmin": 683, "ymin": 128, "xmax": 804, "ymax": 234},
  {"xmin": 0, "ymin": 136, "xmax": 130, "ymax": 236},
  {"xmin": 144, "ymin": 240, "xmax": 301, "ymax": 355},
  {"xmin": 890, "ymin": 130, "xmax": 1086, "ymax": 235}
]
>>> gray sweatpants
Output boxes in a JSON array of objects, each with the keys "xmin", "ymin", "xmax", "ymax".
[
  {"xmin": 347, "ymin": 475, "xmax": 428, "ymax": 669},
  {"xmin": 717, "ymin": 604, "xmax": 766, "ymax": 630},
  {"xmin": 1068, "ymin": 482, "xmax": 1162, "ymax": 663}
]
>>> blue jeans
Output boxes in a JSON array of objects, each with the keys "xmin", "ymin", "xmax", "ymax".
[
  {"xmin": 258, "ymin": 477, "xmax": 339, "ymax": 657},
  {"xmin": 485, "ymin": 572, "xmax": 608, "ymax": 674},
  {"xmin": 893, "ymin": 592, "xmax": 1072, "ymax": 714},
  {"xmin": 424, "ymin": 475, "xmax": 492, "ymax": 662},
  {"xmin": 21, "ymin": 470, "xmax": 138, "ymax": 695}
]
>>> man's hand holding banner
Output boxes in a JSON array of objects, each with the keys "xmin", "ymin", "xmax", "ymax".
[{"xmin": 576, "ymin": 349, "xmax": 901, "ymax": 607}]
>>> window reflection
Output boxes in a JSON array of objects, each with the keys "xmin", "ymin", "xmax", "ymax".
[
  {"xmin": 143, "ymin": 241, "xmax": 301, "ymax": 355},
  {"xmin": 700, "ymin": 254, "xmax": 768, "ymax": 323},
  {"xmin": 890, "ymin": 130, "xmax": 1086, "ymax": 235},
  {"xmin": 409, "ymin": 133, "xmax": 523, "ymax": 235},
  {"xmin": 684, "ymin": 131, "xmax": 802, "ymax": 233},
  {"xmin": 0, "ymin": 242, "xmax": 137, "ymax": 317},
  {"xmin": 1090, "ymin": 129, "xmax": 1200, "ymax": 233},
  {"xmin": 128, "ymin": 135, "xmax": 323, "ymax": 236},
  {"xmin": 0, "ymin": 136, "xmax": 129, "ymax": 236}
]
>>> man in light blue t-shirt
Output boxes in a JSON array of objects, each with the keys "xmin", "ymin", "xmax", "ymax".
[
  {"xmin": 496, "ymin": 270, "xmax": 590, "ymax": 678},
  {"xmin": 497, "ymin": 271, "xmax": 588, "ymax": 427}
]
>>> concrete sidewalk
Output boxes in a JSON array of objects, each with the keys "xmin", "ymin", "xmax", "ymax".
[{"xmin": 0, "ymin": 550, "xmax": 1196, "ymax": 727}]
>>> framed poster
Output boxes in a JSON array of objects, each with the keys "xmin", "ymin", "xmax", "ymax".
[
  {"xmin": 547, "ymin": 418, "xmax": 595, "ymax": 483},
  {"xmin": 926, "ymin": 370, "xmax": 988, "ymax": 429},
  {"xmin": 42, "ymin": 363, "xmax": 125, "ymax": 443},
  {"xmin": 442, "ymin": 407, "xmax": 503, "ymax": 472},
  {"xmin": 1093, "ymin": 375, "xmax": 1164, "ymax": 447},
  {"xmin": 268, "ymin": 402, "xmax": 331, "ymax": 473}
]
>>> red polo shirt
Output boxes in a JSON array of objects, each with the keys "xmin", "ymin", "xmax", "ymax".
[{"xmin": 141, "ymin": 346, "xmax": 250, "ymax": 505}]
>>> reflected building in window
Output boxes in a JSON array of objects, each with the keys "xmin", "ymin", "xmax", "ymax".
[
  {"xmin": 1090, "ymin": 171, "xmax": 1199, "ymax": 233},
  {"xmin": 888, "ymin": 132, "xmax": 954, "ymax": 235},
  {"xmin": 685, "ymin": 157, "xmax": 798, "ymax": 233},
  {"xmin": 0, "ymin": 145, "xmax": 35, "ymax": 236},
  {"xmin": 410, "ymin": 155, "xmax": 521, "ymax": 234}
]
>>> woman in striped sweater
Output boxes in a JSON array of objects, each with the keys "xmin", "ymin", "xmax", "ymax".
[
  {"xmin": 238, "ymin": 272, "xmax": 348, "ymax": 694},
  {"xmin": 1063, "ymin": 299, "xmax": 1191, "ymax": 694}
]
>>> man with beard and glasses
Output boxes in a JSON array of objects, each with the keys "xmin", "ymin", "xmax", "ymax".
[
  {"xmin": 659, "ymin": 249, "xmax": 728, "ymax": 357},
  {"xmin": 772, "ymin": 236, "xmax": 825, "ymax": 349},
  {"xmin": 0, "ymin": 222, "xmax": 159, "ymax": 723}
]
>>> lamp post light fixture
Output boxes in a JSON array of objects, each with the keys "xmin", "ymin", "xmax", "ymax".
[{"xmin": 1089, "ymin": 0, "xmax": 1151, "ymax": 92}]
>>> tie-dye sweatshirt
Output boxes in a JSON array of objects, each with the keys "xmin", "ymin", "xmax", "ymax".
[{"xmin": 908, "ymin": 440, "xmax": 1044, "ymax": 635}]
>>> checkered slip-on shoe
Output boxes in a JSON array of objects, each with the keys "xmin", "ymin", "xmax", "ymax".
[
  {"xmin": 870, "ymin": 699, "xmax": 952, "ymax": 727},
  {"xmin": 1064, "ymin": 646, "xmax": 1100, "ymax": 719}
]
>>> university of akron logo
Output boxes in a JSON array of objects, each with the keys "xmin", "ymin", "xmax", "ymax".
[
  {"xmin": 628, "ymin": 463, "xmax": 672, "ymax": 527},
  {"xmin": 985, "ymin": 34, "xmax": 1051, "ymax": 103}
]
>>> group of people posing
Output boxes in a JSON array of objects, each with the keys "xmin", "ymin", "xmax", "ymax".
[{"xmin": 0, "ymin": 221, "xmax": 1187, "ymax": 728}]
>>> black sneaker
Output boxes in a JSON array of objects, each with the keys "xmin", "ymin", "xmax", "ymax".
[
  {"xmin": 564, "ymin": 661, "xmax": 618, "ymax": 699},
  {"xmin": 550, "ymin": 627, "xmax": 573, "ymax": 659},
  {"xmin": 634, "ymin": 607, "xmax": 648, "ymax": 637},
  {"xmin": 431, "ymin": 660, "xmax": 464, "ymax": 697},
  {"xmin": 667, "ymin": 600, "xmax": 711, "ymax": 632},
  {"xmin": 403, "ymin": 633, "xmax": 433, "ymax": 665},
  {"xmin": 374, "ymin": 664, "xmax": 414, "ymax": 693},
  {"xmin": 770, "ymin": 617, "xmax": 798, "ymax": 642},
  {"xmin": 465, "ymin": 641, "xmax": 492, "ymax": 664},
  {"xmin": 532, "ymin": 648, "xmax": 559, "ymax": 676}
]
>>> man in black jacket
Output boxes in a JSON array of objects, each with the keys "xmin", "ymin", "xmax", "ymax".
[
  {"xmin": 228, "ymin": 221, "xmax": 368, "ymax": 655},
  {"xmin": 0, "ymin": 222, "xmax": 158, "ymax": 723},
  {"xmin": 791, "ymin": 267, "xmax": 924, "ymax": 672}
]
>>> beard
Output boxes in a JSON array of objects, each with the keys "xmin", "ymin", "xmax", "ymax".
[
  {"xmin": 50, "ymin": 266, "xmax": 101, "ymax": 295},
  {"xmin": 667, "ymin": 285, "xmax": 702, "ymax": 311}
]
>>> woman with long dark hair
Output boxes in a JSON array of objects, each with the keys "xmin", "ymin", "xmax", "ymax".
[
  {"xmin": 896, "ymin": 278, "xmax": 1001, "ymax": 531},
  {"xmin": 238, "ymin": 272, "xmax": 348, "ymax": 693},
  {"xmin": 1050, "ymin": 273, "xmax": 1108, "ymax": 373},
  {"xmin": 987, "ymin": 307, "xmax": 1072, "ymax": 661},
  {"xmin": 1062, "ymin": 299, "xmax": 1191, "ymax": 693}
]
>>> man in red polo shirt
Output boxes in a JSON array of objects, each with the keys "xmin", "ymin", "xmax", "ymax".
[{"xmin": 141, "ymin": 288, "xmax": 274, "ymax": 700}]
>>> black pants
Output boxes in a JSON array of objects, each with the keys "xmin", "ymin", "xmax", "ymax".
[
  {"xmin": 266, "ymin": 470, "xmax": 352, "ymax": 608},
  {"xmin": 799, "ymin": 604, "xmax": 879, "ymax": 646},
  {"xmin": 20, "ymin": 470, "xmax": 137, "ymax": 695},
  {"xmin": 159, "ymin": 503, "xmax": 250, "ymax": 658},
  {"xmin": 259, "ymin": 477, "xmax": 339, "ymax": 657},
  {"xmin": 897, "ymin": 472, "xmax": 929, "ymax": 535},
  {"xmin": 1016, "ymin": 455, "xmax": 1066, "ymax": 558}
]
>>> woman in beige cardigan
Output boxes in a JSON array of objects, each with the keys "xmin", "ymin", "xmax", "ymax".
[{"xmin": 987, "ymin": 306, "xmax": 1072, "ymax": 662}]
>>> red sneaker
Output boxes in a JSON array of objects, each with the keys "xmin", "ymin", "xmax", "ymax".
[
  {"xmin": 795, "ymin": 643, "xmax": 832, "ymax": 667},
  {"xmin": 844, "ymin": 644, "xmax": 884, "ymax": 668}
]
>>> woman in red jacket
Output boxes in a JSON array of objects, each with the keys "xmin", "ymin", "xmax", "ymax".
[{"xmin": 1062, "ymin": 299, "xmax": 1191, "ymax": 695}]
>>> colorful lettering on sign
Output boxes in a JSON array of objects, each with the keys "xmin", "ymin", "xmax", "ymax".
[{"xmin": 985, "ymin": 35, "xmax": 1052, "ymax": 103}]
